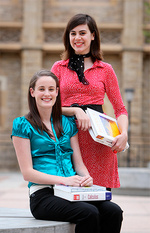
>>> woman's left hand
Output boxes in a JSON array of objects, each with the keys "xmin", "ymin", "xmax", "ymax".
[
  {"xmin": 80, "ymin": 175, "xmax": 93, "ymax": 187},
  {"xmin": 111, "ymin": 132, "xmax": 128, "ymax": 153}
]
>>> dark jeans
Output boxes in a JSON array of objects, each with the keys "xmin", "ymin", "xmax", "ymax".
[{"xmin": 30, "ymin": 188, "xmax": 123, "ymax": 233}]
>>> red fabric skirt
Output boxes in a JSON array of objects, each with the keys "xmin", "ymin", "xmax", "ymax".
[{"xmin": 78, "ymin": 129, "xmax": 120, "ymax": 188}]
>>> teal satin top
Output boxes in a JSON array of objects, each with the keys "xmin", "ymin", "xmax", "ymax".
[{"xmin": 11, "ymin": 115, "xmax": 78, "ymax": 188}]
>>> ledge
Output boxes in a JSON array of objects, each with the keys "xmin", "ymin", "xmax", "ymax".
[
  {"xmin": 113, "ymin": 167, "xmax": 150, "ymax": 196},
  {"xmin": 0, "ymin": 43, "xmax": 149, "ymax": 53},
  {"xmin": 0, "ymin": 43, "xmax": 21, "ymax": 51},
  {"xmin": 42, "ymin": 22, "xmax": 123, "ymax": 30},
  {"xmin": 0, "ymin": 22, "xmax": 22, "ymax": 28},
  {"xmin": 143, "ymin": 24, "xmax": 150, "ymax": 30},
  {"xmin": 43, "ymin": 43, "xmax": 64, "ymax": 52},
  {"xmin": 43, "ymin": 43, "xmax": 123, "ymax": 53},
  {"xmin": 0, "ymin": 208, "xmax": 75, "ymax": 233},
  {"xmin": 143, "ymin": 45, "xmax": 150, "ymax": 53},
  {"xmin": 118, "ymin": 167, "xmax": 150, "ymax": 189}
]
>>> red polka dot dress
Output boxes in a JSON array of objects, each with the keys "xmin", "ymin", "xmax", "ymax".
[{"xmin": 51, "ymin": 60, "xmax": 128, "ymax": 188}]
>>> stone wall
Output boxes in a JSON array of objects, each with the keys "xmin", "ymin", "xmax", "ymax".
[{"xmin": 0, "ymin": 0, "xmax": 149, "ymax": 170}]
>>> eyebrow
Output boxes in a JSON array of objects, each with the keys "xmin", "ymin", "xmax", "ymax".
[
  {"xmin": 38, "ymin": 85, "xmax": 55, "ymax": 88},
  {"xmin": 70, "ymin": 29, "xmax": 87, "ymax": 32}
]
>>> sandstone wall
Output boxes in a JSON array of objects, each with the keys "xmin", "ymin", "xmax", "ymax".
[{"xmin": 0, "ymin": 0, "xmax": 149, "ymax": 169}]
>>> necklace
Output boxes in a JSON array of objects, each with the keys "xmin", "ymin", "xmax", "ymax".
[{"xmin": 68, "ymin": 52, "xmax": 91, "ymax": 85}]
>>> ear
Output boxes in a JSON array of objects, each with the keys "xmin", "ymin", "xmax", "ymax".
[
  {"xmin": 30, "ymin": 88, "xmax": 35, "ymax": 97},
  {"xmin": 56, "ymin": 87, "xmax": 59, "ymax": 97},
  {"xmin": 91, "ymin": 32, "xmax": 95, "ymax": 40}
]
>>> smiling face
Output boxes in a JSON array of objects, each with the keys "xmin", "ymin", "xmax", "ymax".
[
  {"xmin": 30, "ymin": 76, "xmax": 58, "ymax": 112},
  {"xmin": 69, "ymin": 24, "xmax": 94, "ymax": 55}
]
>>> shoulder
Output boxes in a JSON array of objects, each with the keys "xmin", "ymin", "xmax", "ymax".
[
  {"xmin": 94, "ymin": 61, "xmax": 116, "ymax": 78},
  {"xmin": 11, "ymin": 116, "xmax": 32, "ymax": 139},
  {"xmin": 52, "ymin": 59, "xmax": 69, "ymax": 68},
  {"xmin": 94, "ymin": 60, "xmax": 113, "ymax": 70},
  {"xmin": 61, "ymin": 115, "xmax": 78, "ymax": 137},
  {"xmin": 62, "ymin": 115, "xmax": 75, "ymax": 123},
  {"xmin": 13, "ymin": 116, "xmax": 29, "ymax": 126}
]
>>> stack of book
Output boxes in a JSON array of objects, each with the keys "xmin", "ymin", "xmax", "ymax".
[
  {"xmin": 54, "ymin": 185, "xmax": 112, "ymax": 202},
  {"xmin": 86, "ymin": 108, "xmax": 129, "ymax": 150}
]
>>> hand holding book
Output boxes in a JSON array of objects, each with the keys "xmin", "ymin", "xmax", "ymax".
[
  {"xmin": 86, "ymin": 108, "xmax": 129, "ymax": 151},
  {"xmin": 111, "ymin": 131, "xmax": 128, "ymax": 153}
]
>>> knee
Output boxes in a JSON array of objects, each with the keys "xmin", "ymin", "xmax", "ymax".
[
  {"xmin": 114, "ymin": 204, "xmax": 123, "ymax": 216},
  {"xmin": 86, "ymin": 205, "xmax": 100, "ymax": 224},
  {"xmin": 102, "ymin": 201, "xmax": 123, "ymax": 221},
  {"xmin": 111, "ymin": 203, "xmax": 123, "ymax": 222},
  {"xmin": 81, "ymin": 204, "xmax": 100, "ymax": 222}
]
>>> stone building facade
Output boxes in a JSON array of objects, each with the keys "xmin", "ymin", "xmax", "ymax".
[{"xmin": 0, "ymin": 0, "xmax": 149, "ymax": 170}]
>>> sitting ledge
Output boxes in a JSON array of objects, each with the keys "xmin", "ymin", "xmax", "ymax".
[{"xmin": 0, "ymin": 208, "xmax": 75, "ymax": 233}]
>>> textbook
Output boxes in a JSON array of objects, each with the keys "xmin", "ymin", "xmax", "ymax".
[
  {"xmin": 54, "ymin": 185, "xmax": 112, "ymax": 202},
  {"xmin": 86, "ymin": 108, "xmax": 129, "ymax": 150}
]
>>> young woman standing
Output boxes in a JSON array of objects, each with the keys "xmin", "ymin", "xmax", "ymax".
[{"xmin": 51, "ymin": 13, "xmax": 128, "ymax": 189}]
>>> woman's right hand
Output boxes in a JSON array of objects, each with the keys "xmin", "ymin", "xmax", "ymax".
[
  {"xmin": 74, "ymin": 108, "xmax": 91, "ymax": 131},
  {"xmin": 63, "ymin": 175, "xmax": 85, "ymax": 187}
]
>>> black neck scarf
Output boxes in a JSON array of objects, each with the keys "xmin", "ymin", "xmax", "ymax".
[{"xmin": 68, "ymin": 52, "xmax": 91, "ymax": 85}]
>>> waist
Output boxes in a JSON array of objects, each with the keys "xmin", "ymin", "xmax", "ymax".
[
  {"xmin": 70, "ymin": 104, "xmax": 103, "ymax": 113},
  {"xmin": 29, "ymin": 184, "xmax": 53, "ymax": 196}
]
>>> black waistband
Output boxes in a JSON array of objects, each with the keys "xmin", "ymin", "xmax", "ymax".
[{"xmin": 70, "ymin": 104, "xmax": 103, "ymax": 113}]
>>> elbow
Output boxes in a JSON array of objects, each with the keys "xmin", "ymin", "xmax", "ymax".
[
  {"xmin": 23, "ymin": 175, "xmax": 29, "ymax": 182},
  {"xmin": 21, "ymin": 170, "xmax": 32, "ymax": 182}
]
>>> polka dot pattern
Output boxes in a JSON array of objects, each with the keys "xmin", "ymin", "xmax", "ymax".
[{"xmin": 51, "ymin": 59, "xmax": 128, "ymax": 188}]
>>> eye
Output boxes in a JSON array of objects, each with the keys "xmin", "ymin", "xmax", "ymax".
[
  {"xmin": 70, "ymin": 32, "xmax": 76, "ymax": 36},
  {"xmin": 49, "ymin": 87, "xmax": 55, "ymax": 92},
  {"xmin": 39, "ymin": 87, "xmax": 45, "ymax": 91},
  {"xmin": 80, "ymin": 32, "xmax": 86, "ymax": 35}
]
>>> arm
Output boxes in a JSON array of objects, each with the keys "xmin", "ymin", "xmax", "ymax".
[
  {"xmin": 62, "ymin": 107, "xmax": 91, "ymax": 131},
  {"xmin": 111, "ymin": 114, "xmax": 128, "ymax": 152},
  {"xmin": 70, "ymin": 133, "xmax": 93, "ymax": 187},
  {"xmin": 12, "ymin": 136, "xmax": 89, "ymax": 186},
  {"xmin": 104, "ymin": 65, "xmax": 128, "ymax": 152},
  {"xmin": 12, "ymin": 136, "xmax": 67, "ymax": 185}
]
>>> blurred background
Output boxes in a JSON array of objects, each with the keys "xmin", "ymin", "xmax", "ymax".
[{"xmin": 0, "ymin": 0, "xmax": 149, "ymax": 182}]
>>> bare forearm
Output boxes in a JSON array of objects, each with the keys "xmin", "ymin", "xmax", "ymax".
[
  {"xmin": 22, "ymin": 168, "xmax": 66, "ymax": 185},
  {"xmin": 62, "ymin": 107, "xmax": 91, "ymax": 130},
  {"xmin": 75, "ymin": 163, "xmax": 90, "ymax": 177},
  {"xmin": 62, "ymin": 107, "xmax": 77, "ymax": 116},
  {"xmin": 117, "ymin": 114, "xmax": 128, "ymax": 136},
  {"xmin": 22, "ymin": 168, "xmax": 87, "ymax": 187}
]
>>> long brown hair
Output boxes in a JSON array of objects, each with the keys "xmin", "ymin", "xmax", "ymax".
[
  {"xmin": 25, "ymin": 70, "xmax": 63, "ymax": 138},
  {"xmin": 61, "ymin": 13, "xmax": 103, "ymax": 62}
]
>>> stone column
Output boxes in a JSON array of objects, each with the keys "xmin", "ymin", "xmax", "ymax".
[
  {"xmin": 122, "ymin": 0, "xmax": 143, "ymax": 137},
  {"xmin": 21, "ymin": 0, "xmax": 43, "ymax": 115}
]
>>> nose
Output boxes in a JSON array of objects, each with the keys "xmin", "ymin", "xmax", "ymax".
[
  {"xmin": 75, "ymin": 34, "xmax": 81, "ymax": 40},
  {"xmin": 44, "ymin": 89, "xmax": 50, "ymax": 95}
]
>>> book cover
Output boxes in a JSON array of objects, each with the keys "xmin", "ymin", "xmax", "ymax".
[
  {"xmin": 54, "ymin": 185, "xmax": 106, "ymax": 193},
  {"xmin": 86, "ymin": 108, "xmax": 129, "ymax": 150},
  {"xmin": 54, "ymin": 185, "xmax": 112, "ymax": 202}
]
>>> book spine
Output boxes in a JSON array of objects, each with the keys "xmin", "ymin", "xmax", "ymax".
[
  {"xmin": 73, "ymin": 192, "xmax": 112, "ymax": 201},
  {"xmin": 54, "ymin": 190, "xmax": 112, "ymax": 201}
]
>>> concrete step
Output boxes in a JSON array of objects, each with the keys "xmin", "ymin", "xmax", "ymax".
[{"xmin": 0, "ymin": 208, "xmax": 75, "ymax": 233}]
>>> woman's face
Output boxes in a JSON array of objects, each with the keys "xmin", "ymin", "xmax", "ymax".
[
  {"xmin": 69, "ymin": 24, "xmax": 94, "ymax": 55},
  {"xmin": 30, "ymin": 76, "xmax": 58, "ymax": 111}
]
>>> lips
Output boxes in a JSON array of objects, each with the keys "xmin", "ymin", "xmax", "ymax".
[
  {"xmin": 75, "ymin": 42, "xmax": 83, "ymax": 47},
  {"xmin": 42, "ymin": 98, "xmax": 52, "ymax": 102}
]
